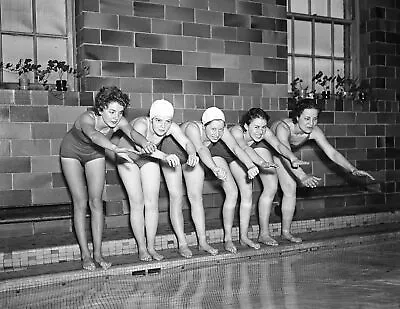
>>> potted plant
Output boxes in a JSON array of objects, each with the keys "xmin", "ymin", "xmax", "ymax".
[
  {"xmin": 290, "ymin": 77, "xmax": 313, "ymax": 100},
  {"xmin": 335, "ymin": 72, "xmax": 370, "ymax": 103},
  {"xmin": 39, "ymin": 60, "xmax": 88, "ymax": 91},
  {"xmin": 0, "ymin": 58, "xmax": 41, "ymax": 90},
  {"xmin": 312, "ymin": 71, "xmax": 335, "ymax": 99}
]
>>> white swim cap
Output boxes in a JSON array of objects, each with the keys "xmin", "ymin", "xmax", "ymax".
[
  {"xmin": 149, "ymin": 99, "xmax": 174, "ymax": 119},
  {"xmin": 201, "ymin": 107, "xmax": 225, "ymax": 125}
]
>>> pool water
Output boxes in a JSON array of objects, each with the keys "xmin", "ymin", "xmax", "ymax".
[{"xmin": 1, "ymin": 240, "xmax": 400, "ymax": 308}]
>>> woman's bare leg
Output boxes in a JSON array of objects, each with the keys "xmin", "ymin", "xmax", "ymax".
[
  {"xmin": 140, "ymin": 162, "xmax": 164, "ymax": 260},
  {"xmin": 117, "ymin": 162, "xmax": 151, "ymax": 261},
  {"xmin": 255, "ymin": 148, "xmax": 279, "ymax": 246},
  {"xmin": 213, "ymin": 157, "xmax": 239, "ymax": 254},
  {"xmin": 229, "ymin": 160, "xmax": 260, "ymax": 250},
  {"xmin": 183, "ymin": 163, "xmax": 218, "ymax": 255},
  {"xmin": 85, "ymin": 158, "xmax": 111, "ymax": 269},
  {"xmin": 273, "ymin": 156, "xmax": 302, "ymax": 243},
  {"xmin": 161, "ymin": 163, "xmax": 192, "ymax": 258},
  {"xmin": 61, "ymin": 157, "xmax": 95, "ymax": 270}
]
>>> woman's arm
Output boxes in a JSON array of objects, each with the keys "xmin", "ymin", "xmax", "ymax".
[
  {"xmin": 230, "ymin": 126, "xmax": 275, "ymax": 169},
  {"xmin": 222, "ymin": 128, "xmax": 259, "ymax": 179},
  {"xmin": 169, "ymin": 122, "xmax": 199, "ymax": 167},
  {"xmin": 118, "ymin": 117, "xmax": 156, "ymax": 154},
  {"xmin": 263, "ymin": 128, "xmax": 308, "ymax": 168},
  {"xmin": 184, "ymin": 122, "xmax": 226, "ymax": 180},
  {"xmin": 313, "ymin": 127, "xmax": 375, "ymax": 180}
]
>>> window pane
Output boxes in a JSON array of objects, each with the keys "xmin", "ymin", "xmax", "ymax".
[
  {"xmin": 37, "ymin": 37, "xmax": 68, "ymax": 83},
  {"xmin": 1, "ymin": 35, "xmax": 34, "ymax": 82},
  {"xmin": 294, "ymin": 57, "xmax": 312, "ymax": 90},
  {"xmin": 294, "ymin": 21, "xmax": 311, "ymax": 55},
  {"xmin": 1, "ymin": 0, "xmax": 32, "ymax": 32},
  {"xmin": 287, "ymin": 20, "xmax": 292, "ymax": 52},
  {"xmin": 290, "ymin": 0, "xmax": 308, "ymax": 14},
  {"xmin": 288, "ymin": 57, "xmax": 292, "ymax": 91},
  {"xmin": 331, "ymin": 0, "xmax": 344, "ymax": 18},
  {"xmin": 311, "ymin": 0, "xmax": 328, "ymax": 17},
  {"xmin": 334, "ymin": 24, "xmax": 344, "ymax": 57},
  {"xmin": 314, "ymin": 59, "xmax": 332, "ymax": 93},
  {"xmin": 315, "ymin": 22, "xmax": 331, "ymax": 56},
  {"xmin": 36, "ymin": 0, "xmax": 66, "ymax": 35}
]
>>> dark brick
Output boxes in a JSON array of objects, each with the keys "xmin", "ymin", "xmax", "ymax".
[
  {"xmin": 264, "ymin": 57, "xmax": 287, "ymax": 71},
  {"xmin": 237, "ymin": 1, "xmax": 262, "ymax": 16},
  {"xmin": 0, "ymin": 106, "xmax": 9, "ymax": 121},
  {"xmin": 225, "ymin": 41, "xmax": 250, "ymax": 55},
  {"xmin": 82, "ymin": 44, "xmax": 119, "ymax": 61},
  {"xmin": 133, "ymin": 2, "xmax": 164, "ymax": 19},
  {"xmin": 183, "ymin": 81, "xmax": 211, "ymax": 94},
  {"xmin": 135, "ymin": 33, "xmax": 166, "ymax": 49},
  {"xmin": 153, "ymin": 79, "xmax": 182, "ymax": 93},
  {"xmin": 276, "ymin": 45, "xmax": 287, "ymax": 58},
  {"xmin": 100, "ymin": 0, "xmax": 132, "ymax": 15},
  {"xmin": 224, "ymin": 13, "xmax": 250, "ymax": 28},
  {"xmin": 212, "ymin": 26, "xmax": 236, "ymax": 40},
  {"xmin": 251, "ymin": 70, "xmax": 276, "ymax": 84},
  {"xmin": 0, "ymin": 157, "xmax": 31, "ymax": 173},
  {"xmin": 82, "ymin": 12, "xmax": 118, "ymax": 29},
  {"xmin": 152, "ymin": 50, "xmax": 182, "ymax": 65},
  {"xmin": 370, "ymin": 31, "xmax": 385, "ymax": 42},
  {"xmin": 251, "ymin": 16, "xmax": 275, "ymax": 30},
  {"xmin": 10, "ymin": 106, "xmax": 48, "ymax": 122},
  {"xmin": 77, "ymin": 28, "xmax": 100, "ymax": 45},
  {"xmin": 212, "ymin": 82, "xmax": 239, "ymax": 95},
  {"xmin": 210, "ymin": 0, "xmax": 235, "ymax": 13},
  {"xmin": 183, "ymin": 22, "xmax": 210, "ymax": 38},
  {"xmin": 80, "ymin": 0, "xmax": 99, "ymax": 12},
  {"xmin": 0, "ymin": 190, "xmax": 31, "ymax": 206},
  {"xmin": 370, "ymin": 55, "xmax": 386, "ymax": 65},
  {"xmin": 197, "ymin": 67, "xmax": 224, "ymax": 81},
  {"xmin": 237, "ymin": 28, "xmax": 262, "ymax": 43},
  {"xmin": 136, "ymin": 64, "xmax": 166, "ymax": 78},
  {"xmin": 83, "ymin": 77, "xmax": 120, "ymax": 92},
  {"xmin": 367, "ymin": 148, "xmax": 385, "ymax": 159},
  {"xmin": 102, "ymin": 62, "xmax": 134, "ymax": 77},
  {"xmin": 165, "ymin": 5, "xmax": 194, "ymax": 22},
  {"xmin": 180, "ymin": 0, "xmax": 208, "ymax": 9},
  {"xmin": 120, "ymin": 16, "xmax": 151, "ymax": 32},
  {"xmin": 276, "ymin": 19, "xmax": 287, "ymax": 32},
  {"xmin": 120, "ymin": 78, "xmax": 152, "ymax": 93}
]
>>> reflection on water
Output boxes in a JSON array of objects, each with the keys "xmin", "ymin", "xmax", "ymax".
[{"xmin": 1, "ymin": 241, "xmax": 400, "ymax": 308}]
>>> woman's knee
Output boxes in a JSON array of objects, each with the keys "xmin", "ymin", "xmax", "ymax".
[
  {"xmin": 88, "ymin": 197, "xmax": 103, "ymax": 212},
  {"xmin": 280, "ymin": 181, "xmax": 297, "ymax": 197}
]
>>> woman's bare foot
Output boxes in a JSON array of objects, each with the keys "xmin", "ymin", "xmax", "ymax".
[
  {"xmin": 258, "ymin": 234, "xmax": 278, "ymax": 246},
  {"xmin": 94, "ymin": 255, "xmax": 112, "ymax": 270},
  {"xmin": 224, "ymin": 240, "xmax": 237, "ymax": 254},
  {"xmin": 148, "ymin": 249, "xmax": 164, "ymax": 261},
  {"xmin": 82, "ymin": 256, "xmax": 96, "ymax": 271},
  {"xmin": 199, "ymin": 243, "xmax": 218, "ymax": 256},
  {"xmin": 282, "ymin": 232, "xmax": 302, "ymax": 243},
  {"xmin": 138, "ymin": 249, "xmax": 152, "ymax": 262},
  {"xmin": 179, "ymin": 245, "xmax": 193, "ymax": 259},
  {"xmin": 240, "ymin": 237, "xmax": 261, "ymax": 250}
]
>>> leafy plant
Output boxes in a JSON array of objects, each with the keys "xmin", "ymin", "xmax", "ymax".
[
  {"xmin": 290, "ymin": 77, "xmax": 312, "ymax": 100},
  {"xmin": 335, "ymin": 71, "xmax": 370, "ymax": 103},
  {"xmin": 0, "ymin": 58, "xmax": 41, "ymax": 77}
]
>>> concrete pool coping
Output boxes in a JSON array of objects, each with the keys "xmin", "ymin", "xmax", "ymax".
[{"xmin": 1, "ymin": 223, "xmax": 399, "ymax": 293}]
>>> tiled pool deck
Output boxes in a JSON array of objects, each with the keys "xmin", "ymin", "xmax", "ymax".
[{"xmin": 1, "ymin": 210, "xmax": 400, "ymax": 293}]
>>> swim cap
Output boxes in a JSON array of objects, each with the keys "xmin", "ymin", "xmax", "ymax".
[
  {"xmin": 149, "ymin": 99, "xmax": 174, "ymax": 119},
  {"xmin": 201, "ymin": 107, "xmax": 225, "ymax": 125}
]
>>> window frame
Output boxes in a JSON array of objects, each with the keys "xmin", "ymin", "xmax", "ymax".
[
  {"xmin": 287, "ymin": 0, "xmax": 359, "ymax": 94},
  {"xmin": 0, "ymin": 0, "xmax": 76, "ymax": 89}
]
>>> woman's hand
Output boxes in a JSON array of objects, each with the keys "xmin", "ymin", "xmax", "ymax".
[
  {"xmin": 300, "ymin": 174, "xmax": 321, "ymax": 188},
  {"xmin": 259, "ymin": 160, "xmax": 278, "ymax": 169},
  {"xmin": 212, "ymin": 166, "xmax": 227, "ymax": 181},
  {"xmin": 163, "ymin": 154, "xmax": 181, "ymax": 167},
  {"xmin": 142, "ymin": 141, "xmax": 157, "ymax": 154},
  {"xmin": 113, "ymin": 147, "xmax": 134, "ymax": 163},
  {"xmin": 247, "ymin": 165, "xmax": 259, "ymax": 180},
  {"xmin": 351, "ymin": 169, "xmax": 375, "ymax": 180},
  {"xmin": 290, "ymin": 158, "xmax": 309, "ymax": 169},
  {"xmin": 186, "ymin": 154, "xmax": 199, "ymax": 167}
]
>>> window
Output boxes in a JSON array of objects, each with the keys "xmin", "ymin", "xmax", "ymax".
[
  {"xmin": 0, "ymin": 0, "xmax": 75, "ymax": 87},
  {"xmin": 287, "ymin": 0, "xmax": 356, "ymax": 93}
]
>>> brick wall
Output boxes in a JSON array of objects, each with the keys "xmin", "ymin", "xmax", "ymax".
[{"xmin": 0, "ymin": 0, "xmax": 398, "ymax": 235}]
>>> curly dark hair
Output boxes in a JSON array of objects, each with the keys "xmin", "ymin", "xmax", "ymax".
[
  {"xmin": 93, "ymin": 86, "xmax": 130, "ymax": 115},
  {"xmin": 290, "ymin": 98, "xmax": 321, "ymax": 124},
  {"xmin": 240, "ymin": 108, "xmax": 270, "ymax": 130}
]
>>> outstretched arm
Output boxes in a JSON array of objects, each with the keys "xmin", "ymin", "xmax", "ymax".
[
  {"xmin": 119, "ymin": 117, "xmax": 156, "ymax": 154},
  {"xmin": 313, "ymin": 127, "xmax": 375, "ymax": 180},
  {"xmin": 274, "ymin": 123, "xmax": 321, "ymax": 187},
  {"xmin": 263, "ymin": 128, "xmax": 308, "ymax": 168},
  {"xmin": 169, "ymin": 122, "xmax": 199, "ymax": 167},
  {"xmin": 222, "ymin": 128, "xmax": 259, "ymax": 179},
  {"xmin": 184, "ymin": 122, "xmax": 227, "ymax": 180}
]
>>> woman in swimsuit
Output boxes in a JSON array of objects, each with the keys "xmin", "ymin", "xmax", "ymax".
[
  {"xmin": 270, "ymin": 98, "xmax": 375, "ymax": 243},
  {"xmin": 59, "ymin": 86, "xmax": 156, "ymax": 271},
  {"xmin": 229, "ymin": 108, "xmax": 308, "ymax": 249},
  {"xmin": 179, "ymin": 107, "xmax": 260, "ymax": 254},
  {"xmin": 117, "ymin": 99, "xmax": 199, "ymax": 261}
]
